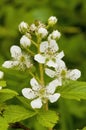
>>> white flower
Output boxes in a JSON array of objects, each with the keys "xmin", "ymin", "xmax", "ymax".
[
  {"xmin": 66, "ymin": 69, "xmax": 81, "ymax": 80},
  {"xmin": 20, "ymin": 35, "xmax": 31, "ymax": 48},
  {"xmin": 45, "ymin": 61, "xmax": 81, "ymax": 82},
  {"xmin": 0, "ymin": 71, "xmax": 4, "ymax": 79},
  {"xmin": 34, "ymin": 40, "xmax": 64, "ymax": 67},
  {"xmin": 45, "ymin": 60, "xmax": 66, "ymax": 85},
  {"xmin": 2, "ymin": 45, "xmax": 32, "ymax": 70},
  {"xmin": 48, "ymin": 16, "xmax": 57, "ymax": 25},
  {"xmin": 22, "ymin": 78, "xmax": 60, "ymax": 109},
  {"xmin": 19, "ymin": 21, "xmax": 28, "ymax": 33},
  {"xmin": 37, "ymin": 27, "xmax": 48, "ymax": 38}
]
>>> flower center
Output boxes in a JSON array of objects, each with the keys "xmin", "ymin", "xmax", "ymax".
[
  {"xmin": 45, "ymin": 47, "xmax": 55, "ymax": 55},
  {"xmin": 20, "ymin": 55, "xmax": 25, "ymax": 62},
  {"xmin": 39, "ymin": 88, "xmax": 45, "ymax": 96},
  {"xmin": 61, "ymin": 69, "xmax": 67, "ymax": 78}
]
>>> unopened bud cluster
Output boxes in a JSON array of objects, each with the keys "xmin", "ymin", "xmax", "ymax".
[{"xmin": 2, "ymin": 16, "xmax": 81, "ymax": 109}]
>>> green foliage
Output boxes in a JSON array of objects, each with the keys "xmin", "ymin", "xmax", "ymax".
[
  {"xmin": 0, "ymin": 117, "xmax": 8, "ymax": 130},
  {"xmin": 0, "ymin": 80, "xmax": 6, "ymax": 87},
  {"xmin": 0, "ymin": 89, "xmax": 18, "ymax": 103},
  {"xmin": 0, "ymin": 0, "xmax": 86, "ymax": 129},
  {"xmin": 4, "ymin": 105, "xmax": 37, "ymax": 123},
  {"xmin": 82, "ymin": 127, "xmax": 86, "ymax": 130},
  {"xmin": 37, "ymin": 110, "xmax": 59, "ymax": 128},
  {"xmin": 58, "ymin": 80, "xmax": 86, "ymax": 100}
]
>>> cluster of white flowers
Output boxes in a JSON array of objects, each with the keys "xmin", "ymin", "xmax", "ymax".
[
  {"xmin": 2, "ymin": 16, "xmax": 81, "ymax": 109},
  {"xmin": 0, "ymin": 71, "xmax": 4, "ymax": 90}
]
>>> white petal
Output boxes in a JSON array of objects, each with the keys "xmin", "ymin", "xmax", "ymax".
[
  {"xmin": 30, "ymin": 78, "xmax": 40, "ymax": 91},
  {"xmin": 34, "ymin": 54, "xmax": 46, "ymax": 63},
  {"xmin": 46, "ymin": 60, "xmax": 57, "ymax": 67},
  {"xmin": 0, "ymin": 86, "xmax": 2, "ymax": 90},
  {"xmin": 10, "ymin": 45, "xmax": 22, "ymax": 59},
  {"xmin": 67, "ymin": 69, "xmax": 81, "ymax": 80},
  {"xmin": 55, "ymin": 60, "xmax": 66, "ymax": 70},
  {"xmin": 48, "ymin": 93, "xmax": 60, "ymax": 103},
  {"xmin": 40, "ymin": 41, "xmax": 48, "ymax": 52},
  {"xmin": 45, "ymin": 68, "xmax": 56, "ymax": 78},
  {"xmin": 31, "ymin": 98, "xmax": 42, "ymax": 109},
  {"xmin": 46, "ymin": 79, "xmax": 61, "ymax": 94},
  {"xmin": 0, "ymin": 71, "xmax": 4, "ymax": 79},
  {"xmin": 49, "ymin": 40, "xmax": 59, "ymax": 52},
  {"xmin": 56, "ymin": 51, "xmax": 64, "ymax": 60},
  {"xmin": 22, "ymin": 88, "xmax": 36, "ymax": 99},
  {"xmin": 2, "ymin": 61, "xmax": 19, "ymax": 68}
]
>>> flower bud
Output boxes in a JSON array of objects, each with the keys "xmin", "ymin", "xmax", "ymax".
[
  {"xmin": 52, "ymin": 30, "xmax": 61, "ymax": 39},
  {"xmin": 38, "ymin": 27, "xmax": 48, "ymax": 38},
  {"xmin": 48, "ymin": 16, "xmax": 57, "ymax": 26},
  {"xmin": 19, "ymin": 21, "xmax": 29, "ymax": 33},
  {"xmin": 20, "ymin": 35, "xmax": 31, "ymax": 48},
  {"xmin": 30, "ymin": 24, "xmax": 37, "ymax": 32}
]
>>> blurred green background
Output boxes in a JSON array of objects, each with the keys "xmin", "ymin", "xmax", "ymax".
[{"xmin": 0, "ymin": 0, "xmax": 86, "ymax": 130}]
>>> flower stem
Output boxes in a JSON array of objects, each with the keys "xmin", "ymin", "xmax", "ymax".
[
  {"xmin": 29, "ymin": 71, "xmax": 40, "ymax": 83},
  {"xmin": 37, "ymin": 37, "xmax": 44, "ymax": 85},
  {"xmin": 37, "ymin": 37, "xmax": 53, "ymax": 130},
  {"xmin": 31, "ymin": 40, "xmax": 38, "ymax": 47},
  {"xmin": 39, "ymin": 64, "xmax": 44, "ymax": 85},
  {"xmin": 26, "ymin": 48, "xmax": 35, "ymax": 56}
]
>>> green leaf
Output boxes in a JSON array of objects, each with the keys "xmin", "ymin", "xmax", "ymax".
[
  {"xmin": 16, "ymin": 96, "xmax": 31, "ymax": 109},
  {"xmin": 37, "ymin": 110, "xmax": 59, "ymax": 128},
  {"xmin": 0, "ymin": 117, "xmax": 8, "ymax": 130},
  {"xmin": 4, "ymin": 105, "xmax": 37, "ymax": 123},
  {"xmin": 0, "ymin": 80, "xmax": 6, "ymax": 87},
  {"xmin": 0, "ymin": 89, "xmax": 18, "ymax": 103},
  {"xmin": 82, "ymin": 127, "xmax": 86, "ymax": 130},
  {"xmin": 58, "ymin": 81, "xmax": 86, "ymax": 101}
]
